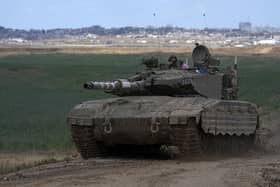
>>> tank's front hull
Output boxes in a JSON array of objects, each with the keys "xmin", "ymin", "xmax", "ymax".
[
  {"xmin": 67, "ymin": 96, "xmax": 259, "ymax": 158},
  {"xmin": 93, "ymin": 117, "xmax": 172, "ymax": 145}
]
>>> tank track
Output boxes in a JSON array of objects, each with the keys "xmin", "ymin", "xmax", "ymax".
[
  {"xmin": 172, "ymin": 119, "xmax": 203, "ymax": 157},
  {"xmin": 71, "ymin": 125, "xmax": 106, "ymax": 159},
  {"xmin": 171, "ymin": 118, "xmax": 256, "ymax": 156}
]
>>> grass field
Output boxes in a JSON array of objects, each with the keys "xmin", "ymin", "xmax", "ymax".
[{"xmin": 0, "ymin": 54, "xmax": 279, "ymax": 151}]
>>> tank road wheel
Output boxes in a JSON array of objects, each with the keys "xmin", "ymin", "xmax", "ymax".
[
  {"xmin": 172, "ymin": 118, "xmax": 203, "ymax": 157},
  {"xmin": 71, "ymin": 125, "xmax": 106, "ymax": 159}
]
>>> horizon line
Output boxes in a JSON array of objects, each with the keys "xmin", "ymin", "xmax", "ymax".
[{"xmin": 1, "ymin": 24, "xmax": 279, "ymax": 31}]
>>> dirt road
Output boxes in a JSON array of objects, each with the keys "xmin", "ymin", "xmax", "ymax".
[{"xmin": 0, "ymin": 151, "xmax": 279, "ymax": 187}]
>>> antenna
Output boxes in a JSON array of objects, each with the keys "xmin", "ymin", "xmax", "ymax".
[
  {"xmin": 234, "ymin": 56, "xmax": 238, "ymax": 70},
  {"xmin": 202, "ymin": 12, "xmax": 208, "ymax": 29},
  {"xmin": 153, "ymin": 13, "xmax": 161, "ymax": 49},
  {"xmin": 152, "ymin": 12, "xmax": 162, "ymax": 62}
]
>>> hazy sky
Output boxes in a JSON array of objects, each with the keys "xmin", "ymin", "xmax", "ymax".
[{"xmin": 1, "ymin": 0, "xmax": 279, "ymax": 29}]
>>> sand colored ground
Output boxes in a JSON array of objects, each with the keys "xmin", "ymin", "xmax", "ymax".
[
  {"xmin": 0, "ymin": 152, "xmax": 74, "ymax": 175},
  {"xmin": 0, "ymin": 152, "xmax": 279, "ymax": 187}
]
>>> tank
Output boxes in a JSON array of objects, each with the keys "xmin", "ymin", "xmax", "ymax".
[{"xmin": 68, "ymin": 45, "xmax": 259, "ymax": 159}]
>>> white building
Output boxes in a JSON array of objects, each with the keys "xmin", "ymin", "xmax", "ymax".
[{"xmin": 254, "ymin": 39, "xmax": 279, "ymax": 45}]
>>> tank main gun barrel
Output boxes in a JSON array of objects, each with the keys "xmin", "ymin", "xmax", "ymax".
[
  {"xmin": 84, "ymin": 79, "xmax": 146, "ymax": 96},
  {"xmin": 84, "ymin": 81, "xmax": 120, "ymax": 90}
]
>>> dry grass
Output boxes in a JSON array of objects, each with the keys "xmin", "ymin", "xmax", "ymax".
[
  {"xmin": 1, "ymin": 46, "xmax": 280, "ymax": 57},
  {"xmin": 0, "ymin": 152, "xmax": 74, "ymax": 175}
]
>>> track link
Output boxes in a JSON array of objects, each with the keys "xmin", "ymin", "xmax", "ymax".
[
  {"xmin": 172, "ymin": 119, "xmax": 203, "ymax": 157},
  {"xmin": 71, "ymin": 125, "xmax": 106, "ymax": 159}
]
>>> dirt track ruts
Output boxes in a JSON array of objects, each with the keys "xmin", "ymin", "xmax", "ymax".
[{"xmin": 0, "ymin": 152, "xmax": 279, "ymax": 187}]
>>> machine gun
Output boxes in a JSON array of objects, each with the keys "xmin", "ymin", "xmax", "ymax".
[{"xmin": 141, "ymin": 57, "xmax": 159, "ymax": 69}]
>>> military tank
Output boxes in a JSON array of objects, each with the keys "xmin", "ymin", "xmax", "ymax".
[{"xmin": 67, "ymin": 45, "xmax": 259, "ymax": 159}]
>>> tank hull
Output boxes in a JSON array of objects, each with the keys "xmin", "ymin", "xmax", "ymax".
[{"xmin": 68, "ymin": 96, "xmax": 259, "ymax": 158}]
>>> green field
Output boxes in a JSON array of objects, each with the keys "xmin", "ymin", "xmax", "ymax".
[{"xmin": 0, "ymin": 54, "xmax": 280, "ymax": 151}]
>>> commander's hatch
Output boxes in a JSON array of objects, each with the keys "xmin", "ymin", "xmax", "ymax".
[{"xmin": 192, "ymin": 44, "xmax": 220, "ymax": 69}]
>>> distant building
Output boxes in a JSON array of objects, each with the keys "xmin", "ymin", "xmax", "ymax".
[
  {"xmin": 136, "ymin": 40, "xmax": 147, "ymax": 44},
  {"xmin": 239, "ymin": 22, "xmax": 252, "ymax": 32},
  {"xmin": 169, "ymin": 40, "xmax": 178, "ymax": 44},
  {"xmin": 254, "ymin": 39, "xmax": 279, "ymax": 45},
  {"xmin": 8, "ymin": 38, "xmax": 26, "ymax": 43}
]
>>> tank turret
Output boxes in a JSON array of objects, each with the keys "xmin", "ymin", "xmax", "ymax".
[{"xmin": 83, "ymin": 45, "xmax": 237, "ymax": 99}]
